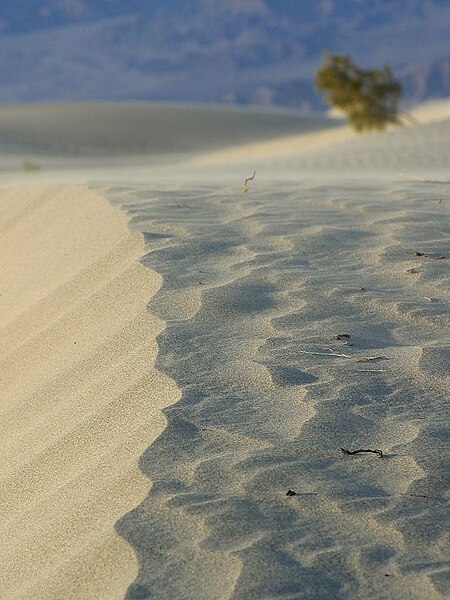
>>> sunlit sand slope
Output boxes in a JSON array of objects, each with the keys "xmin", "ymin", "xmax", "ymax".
[{"xmin": 0, "ymin": 185, "xmax": 179, "ymax": 600}]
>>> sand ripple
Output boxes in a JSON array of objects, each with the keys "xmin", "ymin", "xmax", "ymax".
[{"xmin": 106, "ymin": 177, "xmax": 449, "ymax": 599}]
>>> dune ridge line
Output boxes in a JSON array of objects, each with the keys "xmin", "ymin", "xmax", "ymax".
[{"xmin": 0, "ymin": 184, "xmax": 180, "ymax": 600}]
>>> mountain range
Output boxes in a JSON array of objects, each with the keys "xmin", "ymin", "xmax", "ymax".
[{"xmin": 0, "ymin": 0, "xmax": 448, "ymax": 110}]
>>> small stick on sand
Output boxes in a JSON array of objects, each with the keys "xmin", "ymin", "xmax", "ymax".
[
  {"xmin": 398, "ymin": 172, "xmax": 450, "ymax": 184},
  {"xmin": 341, "ymin": 448, "xmax": 383, "ymax": 458},
  {"xmin": 242, "ymin": 171, "xmax": 256, "ymax": 192},
  {"xmin": 413, "ymin": 251, "xmax": 445, "ymax": 260},
  {"xmin": 298, "ymin": 348, "xmax": 388, "ymax": 362},
  {"xmin": 401, "ymin": 492, "xmax": 442, "ymax": 501},
  {"xmin": 356, "ymin": 355, "xmax": 388, "ymax": 362},
  {"xmin": 398, "ymin": 172, "xmax": 428, "ymax": 182},
  {"xmin": 298, "ymin": 349, "xmax": 352, "ymax": 358},
  {"xmin": 336, "ymin": 333, "xmax": 353, "ymax": 346}
]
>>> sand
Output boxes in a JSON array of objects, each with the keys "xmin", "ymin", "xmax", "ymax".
[
  {"xmin": 190, "ymin": 98, "xmax": 450, "ymax": 167},
  {"xmin": 0, "ymin": 99, "xmax": 449, "ymax": 599},
  {"xmin": 0, "ymin": 185, "xmax": 179, "ymax": 599},
  {"xmin": 0, "ymin": 103, "xmax": 334, "ymax": 157}
]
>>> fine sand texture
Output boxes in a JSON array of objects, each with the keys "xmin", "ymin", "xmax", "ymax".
[
  {"xmin": 0, "ymin": 99, "xmax": 449, "ymax": 600},
  {"xmin": 190, "ymin": 99, "xmax": 450, "ymax": 171},
  {"xmin": 103, "ymin": 102, "xmax": 449, "ymax": 600},
  {"xmin": 109, "ymin": 178, "xmax": 450, "ymax": 600},
  {"xmin": 0, "ymin": 185, "xmax": 179, "ymax": 600}
]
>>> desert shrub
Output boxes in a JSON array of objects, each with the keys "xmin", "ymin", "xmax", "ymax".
[{"xmin": 315, "ymin": 51, "xmax": 402, "ymax": 132}]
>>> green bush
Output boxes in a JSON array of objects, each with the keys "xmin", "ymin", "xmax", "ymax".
[{"xmin": 315, "ymin": 51, "xmax": 402, "ymax": 132}]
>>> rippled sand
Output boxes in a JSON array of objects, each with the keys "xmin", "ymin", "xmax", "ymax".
[
  {"xmin": 0, "ymin": 185, "xmax": 179, "ymax": 599},
  {"xmin": 0, "ymin": 100, "xmax": 449, "ymax": 599}
]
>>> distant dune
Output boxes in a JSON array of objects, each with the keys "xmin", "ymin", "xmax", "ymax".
[{"xmin": 0, "ymin": 103, "xmax": 336, "ymax": 156}]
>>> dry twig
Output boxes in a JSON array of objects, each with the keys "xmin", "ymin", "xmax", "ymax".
[
  {"xmin": 398, "ymin": 172, "xmax": 450, "ymax": 184},
  {"xmin": 341, "ymin": 448, "xmax": 383, "ymax": 458},
  {"xmin": 413, "ymin": 251, "xmax": 445, "ymax": 260},
  {"xmin": 242, "ymin": 171, "xmax": 256, "ymax": 192},
  {"xmin": 336, "ymin": 333, "xmax": 353, "ymax": 346},
  {"xmin": 298, "ymin": 348, "xmax": 388, "ymax": 362}
]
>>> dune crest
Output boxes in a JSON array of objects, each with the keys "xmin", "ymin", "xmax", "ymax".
[
  {"xmin": 0, "ymin": 185, "xmax": 180, "ymax": 600},
  {"xmin": 1, "ymin": 98, "xmax": 449, "ymax": 599}
]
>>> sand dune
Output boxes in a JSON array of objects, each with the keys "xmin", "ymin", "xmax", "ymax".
[
  {"xmin": 110, "ymin": 175, "xmax": 449, "ymax": 600},
  {"xmin": 191, "ymin": 98, "xmax": 450, "ymax": 167},
  {"xmin": 0, "ymin": 103, "xmax": 334, "ymax": 156},
  {"xmin": 1, "ymin": 99, "xmax": 449, "ymax": 599},
  {"xmin": 0, "ymin": 185, "xmax": 179, "ymax": 599}
]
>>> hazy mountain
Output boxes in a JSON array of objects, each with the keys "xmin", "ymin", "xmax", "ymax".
[{"xmin": 0, "ymin": 1, "xmax": 448, "ymax": 109}]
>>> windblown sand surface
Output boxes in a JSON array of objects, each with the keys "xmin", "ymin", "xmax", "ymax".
[
  {"xmin": 0, "ymin": 185, "xmax": 179, "ymax": 599},
  {"xmin": 0, "ymin": 100, "xmax": 449, "ymax": 599}
]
